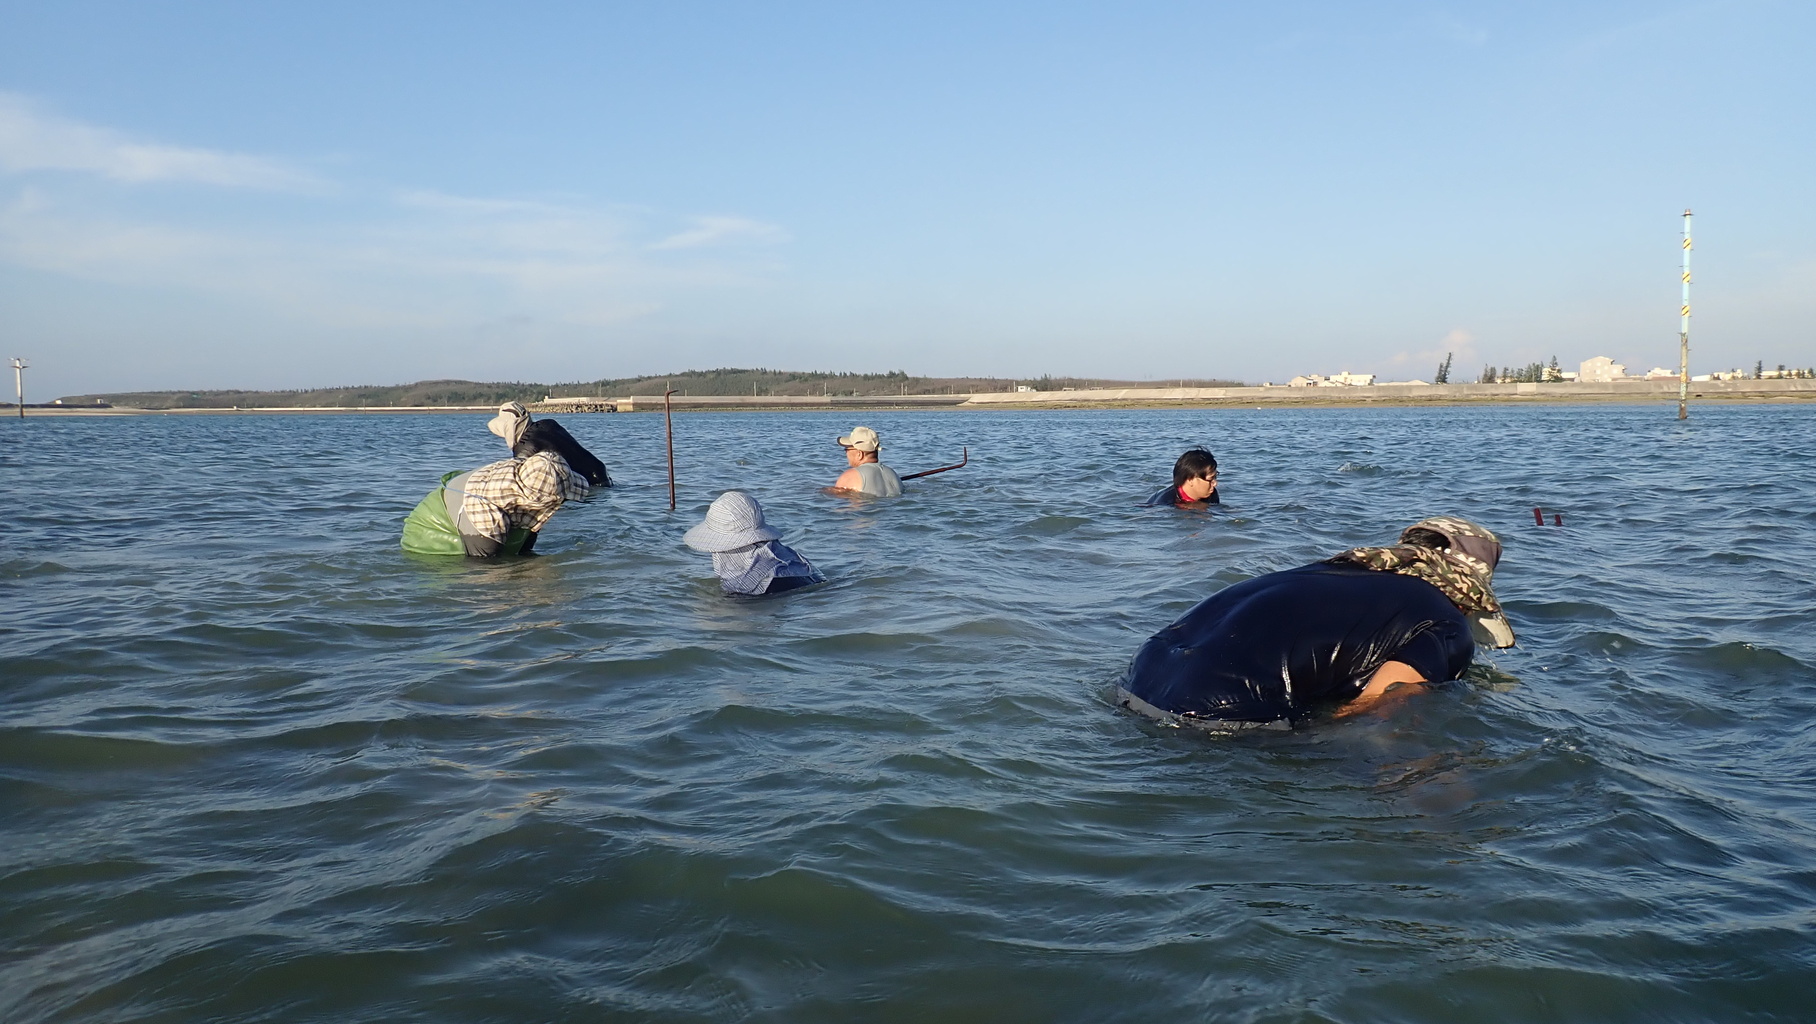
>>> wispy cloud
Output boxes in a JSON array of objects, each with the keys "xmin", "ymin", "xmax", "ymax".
[
  {"xmin": 651, "ymin": 215, "xmax": 789, "ymax": 250},
  {"xmin": 1390, "ymin": 327, "xmax": 1476, "ymax": 369},
  {"xmin": 0, "ymin": 91, "xmax": 795, "ymax": 388},
  {"xmin": 393, "ymin": 189, "xmax": 566, "ymax": 216},
  {"xmin": 0, "ymin": 94, "xmax": 791, "ymax": 337},
  {"xmin": 0, "ymin": 92, "xmax": 323, "ymax": 190},
  {"xmin": 0, "ymin": 182, "xmax": 785, "ymax": 332}
]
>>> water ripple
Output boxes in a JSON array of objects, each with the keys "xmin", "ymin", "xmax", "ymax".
[{"xmin": 4, "ymin": 405, "xmax": 1816, "ymax": 1022}]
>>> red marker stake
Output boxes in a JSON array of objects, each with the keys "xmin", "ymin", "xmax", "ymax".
[
  {"xmin": 1553, "ymin": 513, "xmax": 1563, "ymax": 526},
  {"xmin": 1533, "ymin": 507, "xmax": 1544, "ymax": 526}
]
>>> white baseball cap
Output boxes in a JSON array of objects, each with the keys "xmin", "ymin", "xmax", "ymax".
[{"xmin": 836, "ymin": 425, "xmax": 880, "ymax": 452}]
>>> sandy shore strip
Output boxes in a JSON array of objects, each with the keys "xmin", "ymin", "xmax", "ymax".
[
  {"xmin": 10, "ymin": 378, "xmax": 1813, "ymax": 415},
  {"xmin": 581, "ymin": 378, "xmax": 1816, "ymax": 411}
]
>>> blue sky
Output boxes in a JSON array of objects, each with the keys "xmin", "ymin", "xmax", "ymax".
[{"xmin": 2, "ymin": 1, "xmax": 1812, "ymax": 397}]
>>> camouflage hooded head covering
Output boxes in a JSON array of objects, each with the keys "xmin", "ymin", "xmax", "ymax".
[{"xmin": 1327, "ymin": 516, "xmax": 1515, "ymax": 648}]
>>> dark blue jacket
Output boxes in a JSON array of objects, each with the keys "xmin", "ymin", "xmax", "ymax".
[
  {"xmin": 1124, "ymin": 561, "xmax": 1474, "ymax": 723},
  {"xmin": 1144, "ymin": 484, "xmax": 1220, "ymax": 507}
]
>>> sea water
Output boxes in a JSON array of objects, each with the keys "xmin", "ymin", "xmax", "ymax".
[{"xmin": 3, "ymin": 404, "xmax": 1813, "ymax": 1023}]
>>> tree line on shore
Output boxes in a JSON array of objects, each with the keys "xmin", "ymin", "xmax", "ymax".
[
  {"xmin": 1430, "ymin": 352, "xmax": 1814, "ymax": 386},
  {"xmin": 58, "ymin": 360, "xmax": 1814, "ymax": 409},
  {"xmin": 58, "ymin": 368, "xmax": 1248, "ymax": 409},
  {"xmin": 1430, "ymin": 352, "xmax": 1565, "ymax": 385}
]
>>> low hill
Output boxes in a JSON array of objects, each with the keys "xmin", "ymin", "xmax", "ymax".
[
  {"xmin": 59, "ymin": 369, "xmax": 1248, "ymax": 409},
  {"xmin": 53, "ymin": 379, "xmax": 547, "ymax": 410}
]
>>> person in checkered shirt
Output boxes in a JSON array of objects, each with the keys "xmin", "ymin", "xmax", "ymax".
[
  {"xmin": 450, "ymin": 446, "xmax": 595, "ymax": 556},
  {"xmin": 402, "ymin": 411, "xmax": 609, "ymax": 557}
]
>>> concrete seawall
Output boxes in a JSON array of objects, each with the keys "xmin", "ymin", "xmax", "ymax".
[
  {"xmin": 558, "ymin": 379, "xmax": 1816, "ymax": 411},
  {"xmin": 957, "ymin": 379, "xmax": 1816, "ymax": 407},
  {"xmin": 19, "ymin": 379, "xmax": 1814, "ymax": 416},
  {"xmin": 541, "ymin": 394, "xmax": 972, "ymax": 413}
]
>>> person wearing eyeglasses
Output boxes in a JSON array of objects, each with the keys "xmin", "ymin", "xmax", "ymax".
[
  {"xmin": 1145, "ymin": 448, "xmax": 1220, "ymax": 507},
  {"xmin": 831, "ymin": 425, "xmax": 903, "ymax": 497}
]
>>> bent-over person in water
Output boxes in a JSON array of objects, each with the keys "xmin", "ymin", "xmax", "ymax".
[
  {"xmin": 488, "ymin": 401, "xmax": 531, "ymax": 451},
  {"xmin": 831, "ymin": 425, "xmax": 903, "ymax": 497},
  {"xmin": 684, "ymin": 491, "xmax": 824, "ymax": 596},
  {"xmin": 448, "ymin": 448, "xmax": 590, "ymax": 557},
  {"xmin": 1145, "ymin": 448, "xmax": 1220, "ymax": 506},
  {"xmin": 488, "ymin": 402, "xmax": 612, "ymax": 487},
  {"xmin": 1117, "ymin": 517, "xmax": 1514, "ymax": 729},
  {"xmin": 401, "ymin": 415, "xmax": 607, "ymax": 557}
]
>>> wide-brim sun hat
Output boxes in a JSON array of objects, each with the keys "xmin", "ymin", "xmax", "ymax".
[
  {"xmin": 836, "ymin": 425, "xmax": 880, "ymax": 452},
  {"xmin": 487, "ymin": 401, "xmax": 530, "ymax": 447},
  {"xmin": 684, "ymin": 490, "xmax": 782, "ymax": 552},
  {"xmin": 1401, "ymin": 516, "xmax": 1515, "ymax": 648}
]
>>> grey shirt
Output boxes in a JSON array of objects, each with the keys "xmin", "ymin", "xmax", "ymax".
[{"xmin": 852, "ymin": 463, "xmax": 904, "ymax": 497}]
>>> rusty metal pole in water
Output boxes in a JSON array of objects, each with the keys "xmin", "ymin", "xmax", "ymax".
[
  {"xmin": 1678, "ymin": 209, "xmax": 1692, "ymax": 421},
  {"xmin": 10, "ymin": 358, "xmax": 25, "ymax": 420},
  {"xmin": 664, "ymin": 389, "xmax": 678, "ymax": 510}
]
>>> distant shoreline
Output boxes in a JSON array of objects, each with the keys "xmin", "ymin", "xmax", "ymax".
[
  {"xmin": 6, "ymin": 404, "xmax": 502, "ymax": 416},
  {"xmin": 11, "ymin": 378, "xmax": 1815, "ymax": 415},
  {"xmin": 952, "ymin": 378, "xmax": 1816, "ymax": 409}
]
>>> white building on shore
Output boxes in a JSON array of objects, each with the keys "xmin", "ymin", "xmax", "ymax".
[
  {"xmin": 1578, "ymin": 356, "xmax": 1627, "ymax": 382},
  {"xmin": 1288, "ymin": 371, "xmax": 1376, "ymax": 387}
]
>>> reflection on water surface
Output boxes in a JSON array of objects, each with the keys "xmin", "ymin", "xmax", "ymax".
[{"xmin": 3, "ymin": 405, "xmax": 1814, "ymax": 1023}]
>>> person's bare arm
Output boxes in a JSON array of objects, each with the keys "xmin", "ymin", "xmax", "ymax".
[
  {"xmin": 833, "ymin": 468, "xmax": 864, "ymax": 491},
  {"xmin": 1335, "ymin": 660, "xmax": 1427, "ymax": 718}
]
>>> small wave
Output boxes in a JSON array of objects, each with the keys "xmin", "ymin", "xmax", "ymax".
[
  {"xmin": 9, "ymin": 405, "xmax": 1816, "ymax": 1022},
  {"xmin": 1681, "ymin": 639, "xmax": 1809, "ymax": 675},
  {"xmin": 0, "ymin": 559, "xmax": 77, "ymax": 579},
  {"xmin": 1511, "ymin": 599, "xmax": 1621, "ymax": 623},
  {"xmin": 1570, "ymin": 630, "xmax": 1653, "ymax": 658},
  {"xmin": 1011, "ymin": 515, "xmax": 1092, "ymax": 536}
]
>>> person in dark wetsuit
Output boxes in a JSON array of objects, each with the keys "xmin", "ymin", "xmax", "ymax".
[
  {"xmin": 1145, "ymin": 448, "xmax": 1221, "ymax": 506},
  {"xmin": 1118, "ymin": 517, "xmax": 1515, "ymax": 728}
]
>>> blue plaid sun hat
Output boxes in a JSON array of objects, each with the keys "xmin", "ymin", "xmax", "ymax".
[{"xmin": 684, "ymin": 491, "xmax": 783, "ymax": 553}]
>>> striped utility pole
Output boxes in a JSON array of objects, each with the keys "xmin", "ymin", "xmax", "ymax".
[
  {"xmin": 1678, "ymin": 209, "xmax": 1692, "ymax": 421},
  {"xmin": 10, "ymin": 358, "xmax": 25, "ymax": 420}
]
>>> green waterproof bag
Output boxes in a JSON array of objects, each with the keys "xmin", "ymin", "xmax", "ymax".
[
  {"xmin": 401, "ymin": 470, "xmax": 531, "ymax": 556},
  {"xmin": 400, "ymin": 471, "xmax": 466, "ymax": 555}
]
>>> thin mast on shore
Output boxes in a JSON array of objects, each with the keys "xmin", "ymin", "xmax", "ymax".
[
  {"xmin": 1678, "ymin": 209, "xmax": 1692, "ymax": 421},
  {"xmin": 10, "ymin": 358, "xmax": 25, "ymax": 420}
]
